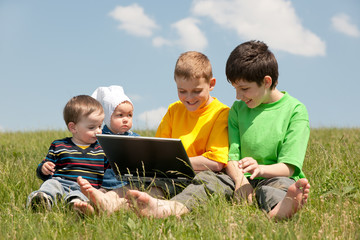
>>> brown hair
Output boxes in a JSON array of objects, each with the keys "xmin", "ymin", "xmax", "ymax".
[
  {"xmin": 226, "ymin": 40, "xmax": 279, "ymax": 89},
  {"xmin": 174, "ymin": 51, "xmax": 213, "ymax": 83},
  {"xmin": 63, "ymin": 95, "xmax": 104, "ymax": 126}
]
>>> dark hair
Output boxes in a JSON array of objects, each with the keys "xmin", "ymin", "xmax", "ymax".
[
  {"xmin": 63, "ymin": 95, "xmax": 104, "ymax": 126},
  {"xmin": 174, "ymin": 51, "xmax": 213, "ymax": 83},
  {"xmin": 225, "ymin": 40, "xmax": 279, "ymax": 89}
]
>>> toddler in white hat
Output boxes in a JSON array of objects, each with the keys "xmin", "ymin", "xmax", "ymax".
[
  {"xmin": 91, "ymin": 85, "xmax": 139, "ymax": 136},
  {"xmin": 91, "ymin": 85, "xmax": 139, "ymax": 190}
]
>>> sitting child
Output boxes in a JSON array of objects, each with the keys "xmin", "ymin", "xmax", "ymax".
[
  {"xmin": 225, "ymin": 40, "xmax": 311, "ymax": 219},
  {"xmin": 91, "ymin": 85, "xmax": 139, "ymax": 191},
  {"xmin": 26, "ymin": 95, "xmax": 108, "ymax": 210}
]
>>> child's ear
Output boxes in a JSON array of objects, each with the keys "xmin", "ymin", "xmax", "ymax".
[
  {"xmin": 68, "ymin": 122, "xmax": 77, "ymax": 134},
  {"xmin": 263, "ymin": 76, "xmax": 272, "ymax": 88},
  {"xmin": 209, "ymin": 78, "xmax": 216, "ymax": 91}
]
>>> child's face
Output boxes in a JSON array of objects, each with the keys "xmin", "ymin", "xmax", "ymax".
[
  {"xmin": 232, "ymin": 78, "xmax": 271, "ymax": 108},
  {"xmin": 110, "ymin": 102, "xmax": 134, "ymax": 134},
  {"xmin": 70, "ymin": 110, "xmax": 104, "ymax": 145},
  {"xmin": 175, "ymin": 76, "xmax": 215, "ymax": 112}
]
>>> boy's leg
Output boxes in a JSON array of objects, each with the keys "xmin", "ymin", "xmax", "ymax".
[
  {"xmin": 27, "ymin": 192, "xmax": 53, "ymax": 211},
  {"xmin": 254, "ymin": 177, "xmax": 295, "ymax": 212},
  {"xmin": 171, "ymin": 171, "xmax": 234, "ymax": 210},
  {"xmin": 126, "ymin": 171, "xmax": 235, "ymax": 218},
  {"xmin": 57, "ymin": 178, "xmax": 91, "ymax": 211},
  {"xmin": 254, "ymin": 177, "xmax": 310, "ymax": 219},
  {"xmin": 75, "ymin": 177, "xmax": 167, "ymax": 215},
  {"xmin": 26, "ymin": 178, "xmax": 65, "ymax": 210},
  {"xmin": 110, "ymin": 184, "xmax": 131, "ymax": 198},
  {"xmin": 75, "ymin": 177, "xmax": 128, "ymax": 215},
  {"xmin": 143, "ymin": 178, "xmax": 181, "ymax": 199},
  {"xmin": 125, "ymin": 190, "xmax": 189, "ymax": 218},
  {"xmin": 268, "ymin": 178, "xmax": 310, "ymax": 219}
]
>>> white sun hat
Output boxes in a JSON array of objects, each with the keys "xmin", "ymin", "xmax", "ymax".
[{"xmin": 91, "ymin": 85, "xmax": 132, "ymax": 128}]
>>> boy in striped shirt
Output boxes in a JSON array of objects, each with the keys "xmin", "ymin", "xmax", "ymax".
[{"xmin": 26, "ymin": 95, "xmax": 109, "ymax": 211}]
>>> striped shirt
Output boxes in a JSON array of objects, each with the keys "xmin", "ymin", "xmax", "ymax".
[{"xmin": 36, "ymin": 137, "xmax": 109, "ymax": 188}]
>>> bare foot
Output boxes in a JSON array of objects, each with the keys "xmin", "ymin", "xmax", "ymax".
[
  {"xmin": 269, "ymin": 178, "xmax": 310, "ymax": 219},
  {"xmin": 77, "ymin": 176, "xmax": 127, "ymax": 214},
  {"xmin": 73, "ymin": 200, "xmax": 95, "ymax": 215},
  {"xmin": 126, "ymin": 190, "xmax": 189, "ymax": 218}
]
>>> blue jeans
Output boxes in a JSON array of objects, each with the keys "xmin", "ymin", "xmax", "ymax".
[{"xmin": 27, "ymin": 177, "xmax": 89, "ymax": 207}]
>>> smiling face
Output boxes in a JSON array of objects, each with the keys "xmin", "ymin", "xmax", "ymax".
[
  {"xmin": 69, "ymin": 109, "xmax": 104, "ymax": 145},
  {"xmin": 175, "ymin": 76, "xmax": 215, "ymax": 112},
  {"xmin": 109, "ymin": 101, "xmax": 134, "ymax": 134},
  {"xmin": 231, "ymin": 77, "xmax": 273, "ymax": 109}
]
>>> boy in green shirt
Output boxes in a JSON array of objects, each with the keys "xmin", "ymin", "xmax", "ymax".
[{"xmin": 225, "ymin": 40, "xmax": 311, "ymax": 219}]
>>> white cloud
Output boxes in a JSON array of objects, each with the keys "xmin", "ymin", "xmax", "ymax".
[
  {"xmin": 331, "ymin": 13, "xmax": 360, "ymax": 38},
  {"xmin": 191, "ymin": 0, "xmax": 326, "ymax": 56},
  {"xmin": 152, "ymin": 18, "xmax": 208, "ymax": 51},
  {"xmin": 171, "ymin": 18, "xmax": 208, "ymax": 51},
  {"xmin": 109, "ymin": 4, "xmax": 159, "ymax": 37},
  {"xmin": 138, "ymin": 107, "xmax": 167, "ymax": 129},
  {"xmin": 152, "ymin": 36, "xmax": 173, "ymax": 47}
]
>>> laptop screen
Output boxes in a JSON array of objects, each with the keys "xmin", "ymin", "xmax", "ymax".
[{"xmin": 96, "ymin": 134, "xmax": 195, "ymax": 180}]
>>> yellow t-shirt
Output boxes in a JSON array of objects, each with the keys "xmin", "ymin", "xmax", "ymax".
[{"xmin": 156, "ymin": 98, "xmax": 230, "ymax": 164}]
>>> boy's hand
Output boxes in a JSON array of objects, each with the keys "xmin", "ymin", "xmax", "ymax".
[
  {"xmin": 41, "ymin": 161, "xmax": 55, "ymax": 175},
  {"xmin": 239, "ymin": 157, "xmax": 263, "ymax": 180}
]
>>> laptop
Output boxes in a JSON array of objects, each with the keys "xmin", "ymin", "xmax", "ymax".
[{"xmin": 96, "ymin": 134, "xmax": 195, "ymax": 182}]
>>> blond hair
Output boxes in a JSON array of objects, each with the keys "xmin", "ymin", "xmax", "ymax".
[{"xmin": 174, "ymin": 51, "xmax": 213, "ymax": 82}]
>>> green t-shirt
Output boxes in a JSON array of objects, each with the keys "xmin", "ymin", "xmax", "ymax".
[{"xmin": 228, "ymin": 92, "xmax": 310, "ymax": 181}]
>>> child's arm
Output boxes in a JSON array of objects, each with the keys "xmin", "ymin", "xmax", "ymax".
[
  {"xmin": 226, "ymin": 161, "xmax": 253, "ymax": 203},
  {"xmin": 36, "ymin": 141, "xmax": 57, "ymax": 181},
  {"xmin": 36, "ymin": 161, "xmax": 55, "ymax": 181},
  {"xmin": 239, "ymin": 157, "xmax": 295, "ymax": 180},
  {"xmin": 227, "ymin": 104, "xmax": 253, "ymax": 201},
  {"xmin": 41, "ymin": 161, "xmax": 56, "ymax": 175},
  {"xmin": 189, "ymin": 156, "xmax": 224, "ymax": 172}
]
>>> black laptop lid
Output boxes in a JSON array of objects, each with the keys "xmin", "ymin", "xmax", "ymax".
[{"xmin": 96, "ymin": 134, "xmax": 195, "ymax": 179}]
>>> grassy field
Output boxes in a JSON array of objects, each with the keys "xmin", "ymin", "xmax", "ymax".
[{"xmin": 0, "ymin": 128, "xmax": 359, "ymax": 239}]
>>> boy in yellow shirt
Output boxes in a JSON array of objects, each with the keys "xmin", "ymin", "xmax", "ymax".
[{"xmin": 75, "ymin": 51, "xmax": 232, "ymax": 217}]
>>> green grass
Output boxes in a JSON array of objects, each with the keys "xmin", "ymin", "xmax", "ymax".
[{"xmin": 0, "ymin": 128, "xmax": 359, "ymax": 239}]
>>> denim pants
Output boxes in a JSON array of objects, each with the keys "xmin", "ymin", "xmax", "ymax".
[{"xmin": 27, "ymin": 177, "xmax": 89, "ymax": 206}]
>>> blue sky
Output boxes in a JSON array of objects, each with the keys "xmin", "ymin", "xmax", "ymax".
[{"xmin": 1, "ymin": 0, "xmax": 359, "ymax": 132}]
